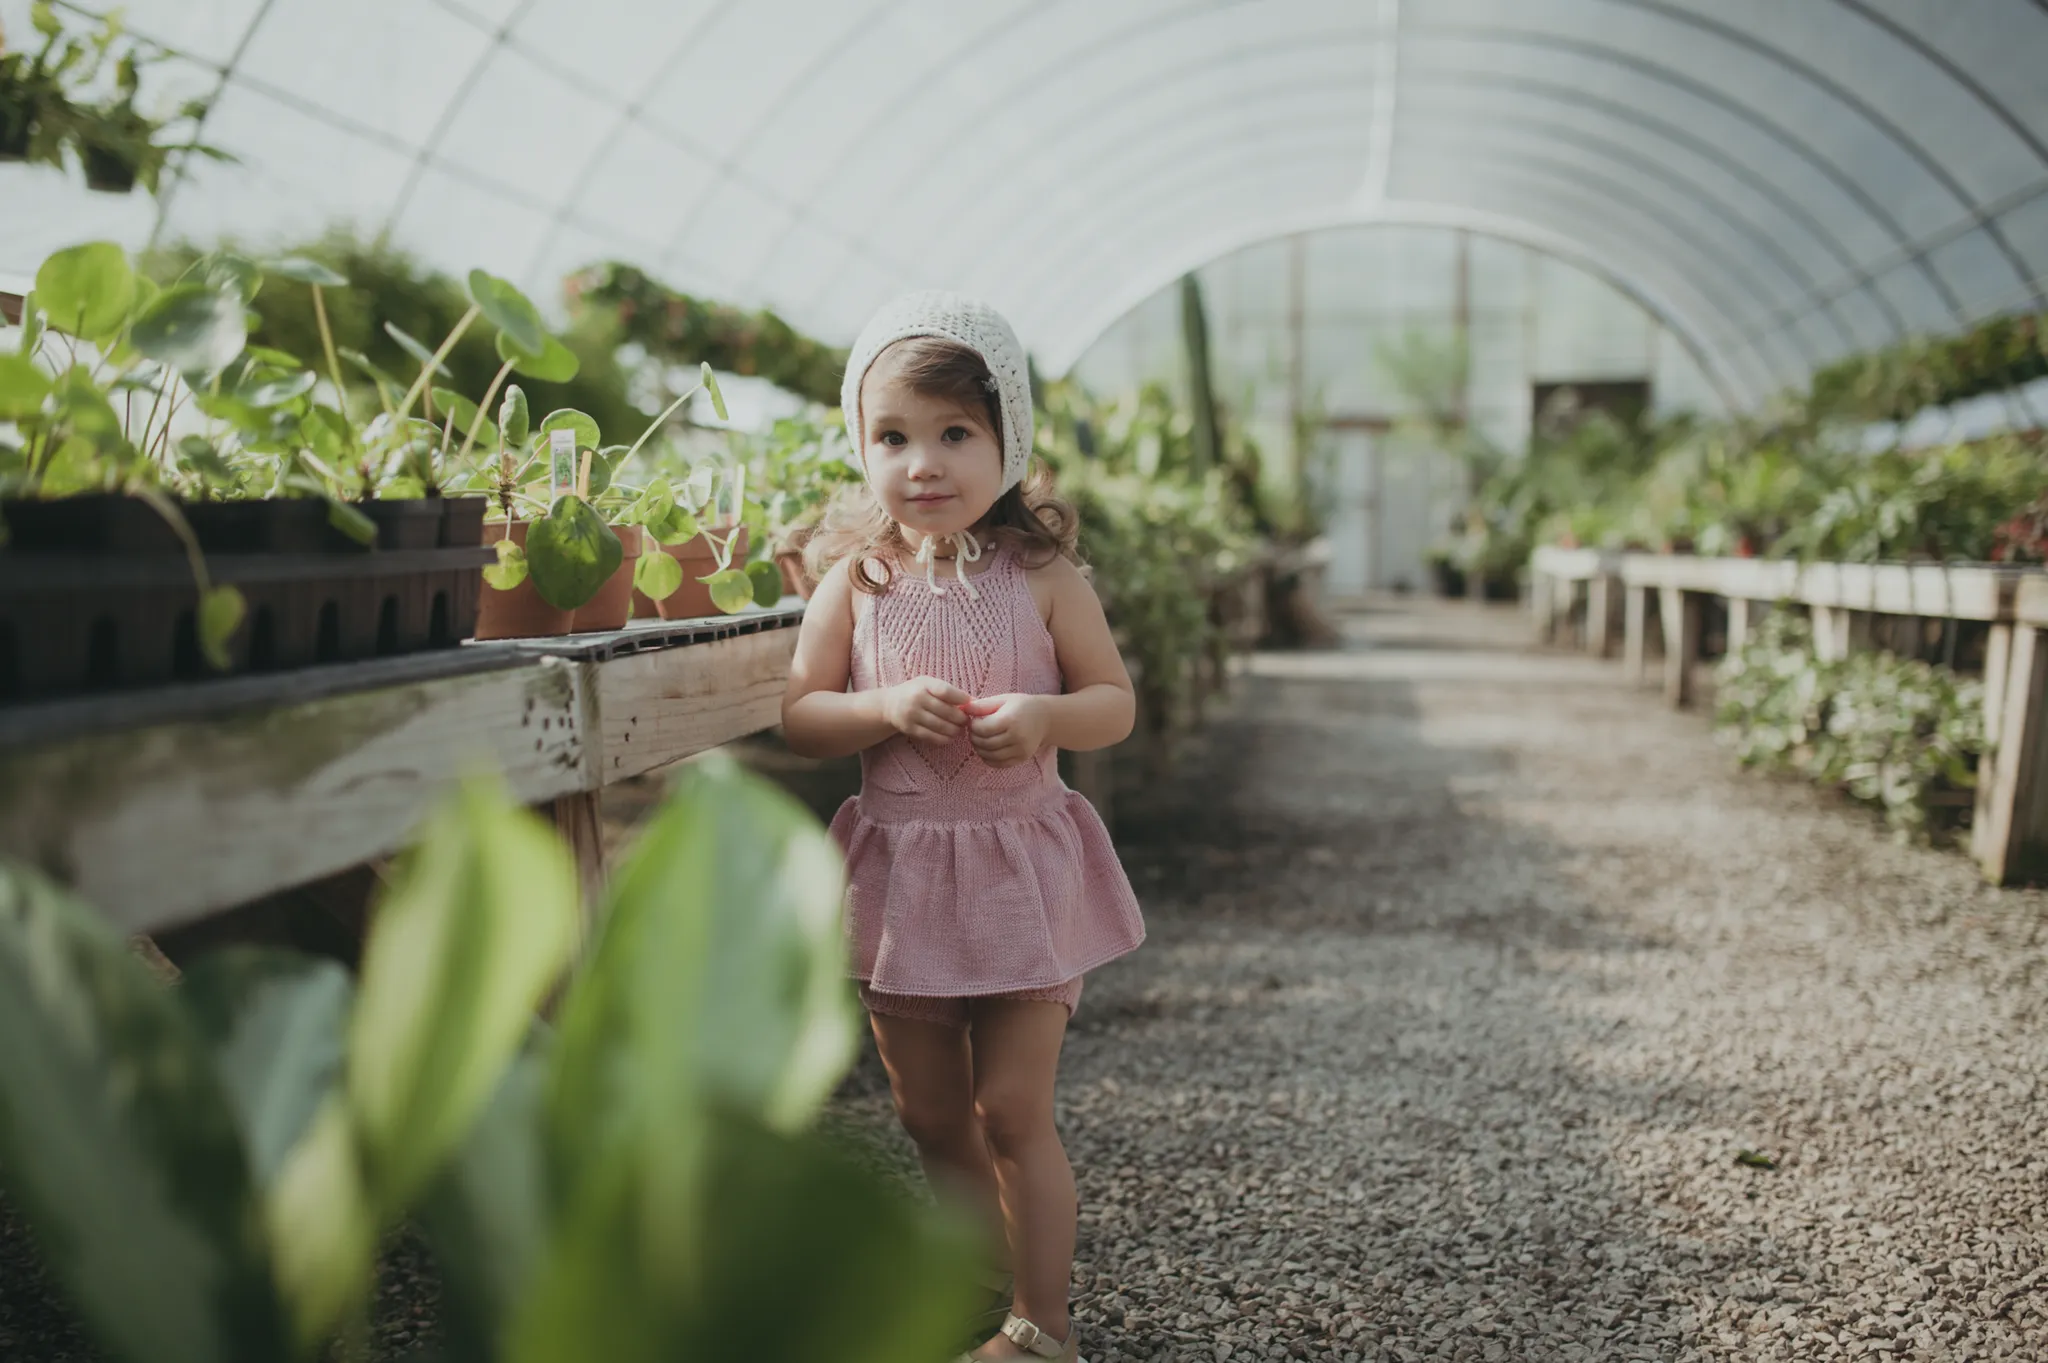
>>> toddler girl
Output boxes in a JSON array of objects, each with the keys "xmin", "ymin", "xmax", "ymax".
[{"xmin": 782, "ymin": 292, "xmax": 1145, "ymax": 1362}]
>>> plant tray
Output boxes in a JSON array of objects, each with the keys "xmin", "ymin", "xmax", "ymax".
[
  {"xmin": 0, "ymin": 547, "xmax": 494, "ymax": 703},
  {"xmin": 0, "ymin": 495, "xmax": 488, "ymax": 555}
]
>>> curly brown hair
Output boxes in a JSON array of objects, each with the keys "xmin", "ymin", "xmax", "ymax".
[{"xmin": 805, "ymin": 336, "xmax": 1079, "ymax": 594}]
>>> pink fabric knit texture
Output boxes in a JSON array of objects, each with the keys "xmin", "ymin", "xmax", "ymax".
[
  {"xmin": 860, "ymin": 977, "xmax": 1083, "ymax": 1027},
  {"xmin": 830, "ymin": 543, "xmax": 1145, "ymax": 998}
]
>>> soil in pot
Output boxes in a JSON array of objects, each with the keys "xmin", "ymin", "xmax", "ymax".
[
  {"xmin": 641, "ymin": 525, "xmax": 749, "ymax": 621},
  {"xmin": 476, "ymin": 521, "xmax": 573, "ymax": 640},
  {"xmin": 570, "ymin": 525, "xmax": 644, "ymax": 633}
]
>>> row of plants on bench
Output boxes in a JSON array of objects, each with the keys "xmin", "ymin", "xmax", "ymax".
[
  {"xmin": 0, "ymin": 1, "xmax": 232, "ymax": 194},
  {"xmin": 1713, "ymin": 610, "xmax": 1986, "ymax": 841},
  {"xmin": 1, "ymin": 238, "xmax": 791, "ymax": 697},
  {"xmin": 1806, "ymin": 309, "xmax": 2047, "ymax": 427},
  {"xmin": 0, "ymin": 756, "xmax": 980, "ymax": 1363}
]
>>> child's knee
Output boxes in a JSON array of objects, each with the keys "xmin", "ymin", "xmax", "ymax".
[
  {"xmin": 973, "ymin": 1085, "xmax": 1054, "ymax": 1154},
  {"xmin": 894, "ymin": 1091, "xmax": 978, "ymax": 1150}
]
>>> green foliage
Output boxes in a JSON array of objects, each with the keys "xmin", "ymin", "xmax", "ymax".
[
  {"xmin": 525, "ymin": 495, "xmax": 624, "ymax": 609},
  {"xmin": 0, "ymin": 760, "xmax": 978, "ymax": 1362},
  {"xmin": 566, "ymin": 262, "xmax": 847, "ymax": 406},
  {"xmin": 1808, "ymin": 310, "xmax": 2047, "ymax": 425},
  {"xmin": 0, "ymin": 3, "xmax": 231, "ymax": 194},
  {"xmin": 1713, "ymin": 611, "xmax": 1986, "ymax": 840}
]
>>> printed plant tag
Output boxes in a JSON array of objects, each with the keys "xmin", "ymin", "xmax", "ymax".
[{"xmin": 549, "ymin": 428, "xmax": 576, "ymax": 499}]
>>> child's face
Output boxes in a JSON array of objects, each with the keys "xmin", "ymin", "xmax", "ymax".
[{"xmin": 860, "ymin": 345, "xmax": 1004, "ymax": 543}]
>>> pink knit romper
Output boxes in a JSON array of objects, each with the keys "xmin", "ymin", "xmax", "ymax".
[{"xmin": 829, "ymin": 541, "xmax": 1145, "ymax": 1023}]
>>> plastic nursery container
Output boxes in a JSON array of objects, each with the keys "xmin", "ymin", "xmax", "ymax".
[
  {"xmin": 474, "ymin": 520, "xmax": 573, "ymax": 640},
  {"xmin": 570, "ymin": 524, "xmax": 645, "ymax": 633}
]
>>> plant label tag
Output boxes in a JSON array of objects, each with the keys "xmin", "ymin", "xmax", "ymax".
[{"xmin": 549, "ymin": 429, "xmax": 576, "ymax": 500}]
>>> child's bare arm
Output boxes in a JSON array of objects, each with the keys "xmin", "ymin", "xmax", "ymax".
[
  {"xmin": 781, "ymin": 561, "xmax": 970, "ymax": 758},
  {"xmin": 965, "ymin": 557, "xmax": 1134, "ymax": 766}
]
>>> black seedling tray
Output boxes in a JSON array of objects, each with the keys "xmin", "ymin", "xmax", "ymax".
[
  {"xmin": 1, "ymin": 495, "xmax": 489, "ymax": 555},
  {"xmin": 0, "ymin": 547, "xmax": 494, "ymax": 703}
]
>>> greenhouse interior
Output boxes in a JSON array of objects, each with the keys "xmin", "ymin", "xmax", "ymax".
[{"xmin": 2, "ymin": 2, "xmax": 2047, "ymax": 1360}]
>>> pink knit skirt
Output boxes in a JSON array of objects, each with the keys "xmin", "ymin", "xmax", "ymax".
[{"xmin": 831, "ymin": 781, "xmax": 1146, "ymax": 998}]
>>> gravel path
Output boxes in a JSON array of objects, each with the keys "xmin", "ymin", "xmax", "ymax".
[{"xmin": 830, "ymin": 599, "xmax": 2048, "ymax": 1362}]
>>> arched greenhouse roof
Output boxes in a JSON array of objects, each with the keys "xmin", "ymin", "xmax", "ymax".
[{"xmin": 4, "ymin": 0, "xmax": 2045, "ymax": 407}]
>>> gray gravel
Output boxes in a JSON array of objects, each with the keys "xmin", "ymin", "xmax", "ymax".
[{"xmin": 828, "ymin": 599, "xmax": 2048, "ymax": 1361}]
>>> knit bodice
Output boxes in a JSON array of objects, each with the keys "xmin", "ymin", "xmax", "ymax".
[{"xmin": 849, "ymin": 542, "xmax": 1062, "ymax": 803}]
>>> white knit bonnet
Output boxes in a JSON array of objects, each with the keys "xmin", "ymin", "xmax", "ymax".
[{"xmin": 840, "ymin": 290, "xmax": 1035, "ymax": 496}]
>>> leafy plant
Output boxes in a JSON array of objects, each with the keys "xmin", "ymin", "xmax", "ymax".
[
  {"xmin": 0, "ymin": 758, "xmax": 979, "ymax": 1362},
  {"xmin": 1713, "ymin": 610, "xmax": 1986, "ymax": 840},
  {"xmin": 0, "ymin": 3, "xmax": 231, "ymax": 193}
]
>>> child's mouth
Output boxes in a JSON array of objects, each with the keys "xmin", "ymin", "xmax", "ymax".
[{"xmin": 907, "ymin": 493, "xmax": 954, "ymax": 505}]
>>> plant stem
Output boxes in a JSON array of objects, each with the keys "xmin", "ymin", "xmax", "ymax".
[
  {"xmin": 130, "ymin": 481, "xmax": 212, "ymax": 597},
  {"xmin": 310, "ymin": 284, "xmax": 350, "ymax": 422},
  {"xmin": 395, "ymin": 302, "xmax": 480, "ymax": 423},
  {"xmin": 619, "ymin": 381, "xmax": 704, "ymax": 466},
  {"xmin": 453, "ymin": 355, "xmax": 519, "ymax": 475}
]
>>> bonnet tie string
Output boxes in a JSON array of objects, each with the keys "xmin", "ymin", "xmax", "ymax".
[{"xmin": 913, "ymin": 529, "xmax": 983, "ymax": 599}]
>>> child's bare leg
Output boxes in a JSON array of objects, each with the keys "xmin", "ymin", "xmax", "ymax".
[
  {"xmin": 969, "ymin": 998, "xmax": 1076, "ymax": 1354},
  {"xmin": 869, "ymin": 1011, "xmax": 1005, "ymax": 1253}
]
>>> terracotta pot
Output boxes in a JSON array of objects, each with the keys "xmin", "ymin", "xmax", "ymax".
[
  {"xmin": 775, "ymin": 549, "xmax": 814, "ymax": 602},
  {"xmin": 570, "ymin": 525, "xmax": 644, "ymax": 633},
  {"xmin": 1735, "ymin": 535, "xmax": 1760, "ymax": 559},
  {"xmin": 637, "ymin": 525, "xmax": 749, "ymax": 621},
  {"xmin": 475, "ymin": 521, "xmax": 573, "ymax": 640}
]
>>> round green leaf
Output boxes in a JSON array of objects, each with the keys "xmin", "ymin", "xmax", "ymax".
[
  {"xmin": 0, "ymin": 355, "xmax": 52, "ymax": 420},
  {"xmin": 632, "ymin": 546, "xmax": 682, "ymax": 600},
  {"xmin": 700, "ymin": 567, "xmax": 754, "ymax": 615},
  {"xmin": 746, "ymin": 558, "xmax": 784, "ymax": 608},
  {"xmin": 35, "ymin": 241, "xmax": 136, "ymax": 342},
  {"xmin": 537, "ymin": 409, "xmax": 601, "ymax": 456},
  {"xmin": 199, "ymin": 585, "xmax": 246, "ymax": 670},
  {"xmin": 267, "ymin": 256, "xmax": 349, "ymax": 288},
  {"xmin": 484, "ymin": 538, "xmax": 529, "ymax": 590},
  {"xmin": 204, "ymin": 253, "xmax": 263, "ymax": 303},
  {"xmin": 500, "ymin": 386, "xmax": 530, "ymax": 448},
  {"xmin": 466, "ymin": 270, "xmax": 547, "ymax": 355},
  {"xmin": 176, "ymin": 436, "xmax": 235, "ymax": 485},
  {"xmin": 497, "ymin": 329, "xmax": 579, "ymax": 384},
  {"xmin": 130, "ymin": 286, "xmax": 248, "ymax": 378},
  {"xmin": 644, "ymin": 499, "xmax": 700, "ymax": 546},
  {"xmin": 242, "ymin": 369, "xmax": 318, "ymax": 408},
  {"xmin": 526, "ymin": 496, "xmax": 623, "ymax": 610}
]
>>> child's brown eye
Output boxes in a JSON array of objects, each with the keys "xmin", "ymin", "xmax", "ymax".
[{"xmin": 944, "ymin": 426, "xmax": 968, "ymax": 442}]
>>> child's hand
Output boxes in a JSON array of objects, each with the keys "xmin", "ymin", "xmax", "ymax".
[
  {"xmin": 883, "ymin": 676, "xmax": 972, "ymax": 746},
  {"xmin": 961, "ymin": 694, "xmax": 1052, "ymax": 768}
]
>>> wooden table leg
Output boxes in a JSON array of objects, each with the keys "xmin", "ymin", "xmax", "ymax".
[
  {"xmin": 1588, "ymin": 575, "xmax": 1616, "ymax": 659},
  {"xmin": 1624, "ymin": 585, "xmax": 1650, "ymax": 685},
  {"xmin": 1659, "ymin": 586, "xmax": 1700, "ymax": 707},
  {"xmin": 549, "ymin": 790, "xmax": 608, "ymax": 944},
  {"xmin": 1532, "ymin": 568, "xmax": 1555, "ymax": 641},
  {"xmin": 1726, "ymin": 597, "xmax": 1752, "ymax": 655},
  {"xmin": 1971, "ymin": 623, "xmax": 2048, "ymax": 885}
]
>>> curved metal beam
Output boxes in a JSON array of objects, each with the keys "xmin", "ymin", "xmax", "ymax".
[
  {"xmin": 378, "ymin": 0, "xmax": 545, "ymax": 244},
  {"xmin": 1036, "ymin": 199, "xmax": 1759, "ymax": 411},
  {"xmin": 987, "ymin": 140, "xmax": 1784, "ymax": 395},
  {"xmin": 1826, "ymin": 0, "xmax": 2048, "ymax": 172},
  {"xmin": 974, "ymin": 105, "xmax": 1819, "ymax": 375},
  {"xmin": 145, "ymin": 0, "xmax": 278, "ymax": 248}
]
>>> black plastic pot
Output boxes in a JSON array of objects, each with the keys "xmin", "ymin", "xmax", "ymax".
[
  {"xmin": 80, "ymin": 144, "xmax": 137, "ymax": 194},
  {"xmin": 0, "ymin": 547, "xmax": 494, "ymax": 702},
  {"xmin": 439, "ymin": 495, "xmax": 487, "ymax": 548},
  {"xmin": 0, "ymin": 115, "xmax": 29, "ymax": 163},
  {"xmin": 360, "ymin": 499, "xmax": 444, "ymax": 551}
]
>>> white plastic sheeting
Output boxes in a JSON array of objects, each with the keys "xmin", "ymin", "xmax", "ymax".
[{"xmin": 2, "ymin": 0, "xmax": 2044, "ymax": 403}]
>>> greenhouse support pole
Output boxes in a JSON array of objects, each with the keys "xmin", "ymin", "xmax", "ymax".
[{"xmin": 1181, "ymin": 272, "xmax": 1221, "ymax": 477}]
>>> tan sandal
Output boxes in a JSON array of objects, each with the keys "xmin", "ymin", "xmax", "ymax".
[{"xmin": 953, "ymin": 1312, "xmax": 1084, "ymax": 1362}]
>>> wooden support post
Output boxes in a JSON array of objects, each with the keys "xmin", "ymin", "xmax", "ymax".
[
  {"xmin": 1555, "ymin": 575, "xmax": 1580, "ymax": 649},
  {"xmin": 1975, "ymin": 624, "xmax": 2015, "ymax": 854},
  {"xmin": 549, "ymin": 790, "xmax": 608, "ymax": 943},
  {"xmin": 1532, "ymin": 567, "xmax": 1555, "ymax": 641},
  {"xmin": 1624, "ymin": 584, "xmax": 1651, "ymax": 685},
  {"xmin": 1975, "ymin": 624, "xmax": 2048, "ymax": 884},
  {"xmin": 1726, "ymin": 597, "xmax": 1752, "ymax": 656},
  {"xmin": 1587, "ymin": 575, "xmax": 1618, "ymax": 659},
  {"xmin": 1659, "ymin": 586, "xmax": 1701, "ymax": 707},
  {"xmin": 1811, "ymin": 605, "xmax": 1842, "ymax": 662}
]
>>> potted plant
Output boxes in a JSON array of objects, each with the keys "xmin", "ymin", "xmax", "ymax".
[{"xmin": 743, "ymin": 414, "xmax": 859, "ymax": 602}]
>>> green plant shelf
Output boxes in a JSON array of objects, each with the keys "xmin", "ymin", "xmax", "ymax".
[{"xmin": 0, "ymin": 604, "xmax": 805, "ymax": 934}]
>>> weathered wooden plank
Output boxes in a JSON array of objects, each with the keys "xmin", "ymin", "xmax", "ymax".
[
  {"xmin": 594, "ymin": 627, "xmax": 798, "ymax": 784},
  {"xmin": 1587, "ymin": 574, "xmax": 1618, "ymax": 659},
  {"xmin": 1614, "ymin": 554, "xmax": 2032, "ymax": 623},
  {"xmin": 0, "ymin": 658, "xmax": 592, "ymax": 935},
  {"xmin": 1624, "ymin": 584, "xmax": 1651, "ymax": 686},
  {"xmin": 1974, "ymin": 624, "xmax": 2015, "ymax": 850},
  {"xmin": 1529, "ymin": 546, "xmax": 1616, "ymax": 581},
  {"xmin": 1659, "ymin": 587, "xmax": 1701, "ymax": 707},
  {"xmin": 1976, "ymin": 624, "xmax": 2048, "ymax": 884}
]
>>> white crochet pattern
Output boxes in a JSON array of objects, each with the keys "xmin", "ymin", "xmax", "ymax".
[{"xmin": 841, "ymin": 290, "xmax": 1036, "ymax": 496}]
